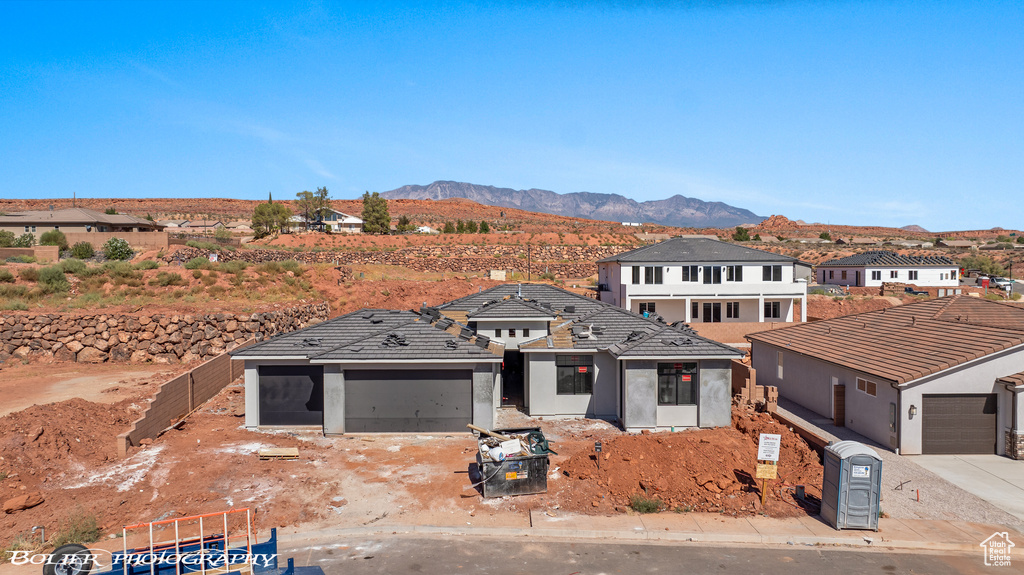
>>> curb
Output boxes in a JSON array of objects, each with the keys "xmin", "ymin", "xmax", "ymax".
[{"xmin": 276, "ymin": 522, "xmax": 979, "ymax": 553}]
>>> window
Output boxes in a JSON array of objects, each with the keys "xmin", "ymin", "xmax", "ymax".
[
  {"xmin": 643, "ymin": 266, "xmax": 663, "ymax": 284},
  {"xmin": 951, "ymin": 269, "xmax": 958, "ymax": 280},
  {"xmin": 657, "ymin": 363, "xmax": 698, "ymax": 405},
  {"xmin": 777, "ymin": 351, "xmax": 783, "ymax": 380},
  {"xmin": 681, "ymin": 265, "xmax": 699, "ymax": 282},
  {"xmin": 726, "ymin": 301, "xmax": 740, "ymax": 319},
  {"xmin": 702, "ymin": 302, "xmax": 721, "ymax": 323},
  {"xmin": 764, "ymin": 301, "xmax": 781, "ymax": 319},
  {"xmin": 703, "ymin": 266, "xmax": 722, "ymax": 284},
  {"xmin": 841, "ymin": 270, "xmax": 847, "ymax": 280},
  {"xmin": 639, "ymin": 302, "xmax": 656, "ymax": 314},
  {"xmin": 889, "ymin": 403, "xmax": 897, "ymax": 433},
  {"xmin": 871, "ymin": 271, "xmax": 881, "ymax": 281},
  {"xmin": 632, "ymin": 266, "xmax": 640, "ymax": 285},
  {"xmin": 495, "ymin": 329, "xmax": 501, "ymax": 337},
  {"xmin": 908, "ymin": 271, "xmax": 919, "ymax": 281},
  {"xmin": 509, "ymin": 328, "xmax": 516, "ymax": 337},
  {"xmin": 762, "ymin": 265, "xmax": 782, "ymax": 281},
  {"xmin": 522, "ymin": 328, "xmax": 530, "ymax": 337},
  {"xmin": 890, "ymin": 270, "xmax": 898, "ymax": 279},
  {"xmin": 556, "ymin": 355, "xmax": 593, "ymax": 395},
  {"xmin": 691, "ymin": 301, "xmax": 699, "ymax": 321},
  {"xmin": 726, "ymin": 265, "xmax": 743, "ymax": 281},
  {"xmin": 829, "ymin": 270, "xmax": 834, "ymax": 280},
  {"xmin": 53, "ymin": 225, "xmax": 59, "ymax": 230},
  {"xmin": 856, "ymin": 378, "xmax": 876, "ymax": 396}
]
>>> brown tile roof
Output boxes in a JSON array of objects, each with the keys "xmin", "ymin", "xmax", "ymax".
[
  {"xmin": 997, "ymin": 371, "xmax": 1024, "ymax": 388},
  {"xmin": 0, "ymin": 207, "xmax": 158, "ymax": 228},
  {"xmin": 747, "ymin": 296, "xmax": 1024, "ymax": 384}
]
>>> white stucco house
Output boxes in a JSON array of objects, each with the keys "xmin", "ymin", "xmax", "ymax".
[
  {"xmin": 817, "ymin": 251, "xmax": 959, "ymax": 287},
  {"xmin": 289, "ymin": 208, "xmax": 363, "ymax": 233},
  {"xmin": 747, "ymin": 296, "xmax": 1024, "ymax": 458},
  {"xmin": 596, "ymin": 237, "xmax": 809, "ymax": 324}
]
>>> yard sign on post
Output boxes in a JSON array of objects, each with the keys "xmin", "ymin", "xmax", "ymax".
[{"xmin": 756, "ymin": 433, "xmax": 781, "ymax": 507}]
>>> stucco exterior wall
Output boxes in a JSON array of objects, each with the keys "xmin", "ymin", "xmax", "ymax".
[
  {"xmin": 623, "ymin": 359, "xmax": 657, "ymax": 430},
  {"xmin": 818, "ymin": 266, "xmax": 959, "ymax": 287},
  {"xmin": 524, "ymin": 352, "xmax": 610, "ymax": 418}
]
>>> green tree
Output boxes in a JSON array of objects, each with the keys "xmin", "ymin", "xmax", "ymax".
[
  {"xmin": 295, "ymin": 187, "xmax": 331, "ymax": 230},
  {"xmin": 214, "ymin": 227, "xmax": 233, "ymax": 242},
  {"xmin": 819, "ymin": 231, "xmax": 832, "ymax": 240},
  {"xmin": 40, "ymin": 229, "xmax": 68, "ymax": 250},
  {"xmin": 360, "ymin": 191, "xmax": 391, "ymax": 234},
  {"xmin": 396, "ymin": 214, "xmax": 416, "ymax": 233},
  {"xmin": 732, "ymin": 226, "xmax": 750, "ymax": 241},
  {"xmin": 1018, "ymin": 236, "xmax": 1024, "ymax": 244},
  {"xmin": 465, "ymin": 220, "xmax": 479, "ymax": 233},
  {"xmin": 456, "ymin": 219, "xmax": 466, "ymax": 233},
  {"xmin": 251, "ymin": 193, "xmax": 293, "ymax": 238},
  {"xmin": 479, "ymin": 220, "xmax": 490, "ymax": 233},
  {"xmin": 0, "ymin": 230, "xmax": 16, "ymax": 247},
  {"xmin": 145, "ymin": 213, "xmax": 154, "ymax": 221},
  {"xmin": 753, "ymin": 233, "xmax": 762, "ymax": 241},
  {"xmin": 960, "ymin": 255, "xmax": 1005, "ymax": 276},
  {"xmin": 13, "ymin": 233, "xmax": 36, "ymax": 247},
  {"xmin": 104, "ymin": 208, "xmax": 117, "ymax": 215},
  {"xmin": 442, "ymin": 221, "xmax": 456, "ymax": 234}
]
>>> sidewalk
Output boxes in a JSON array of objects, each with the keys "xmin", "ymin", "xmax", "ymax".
[{"xmin": 278, "ymin": 510, "xmax": 1024, "ymax": 554}]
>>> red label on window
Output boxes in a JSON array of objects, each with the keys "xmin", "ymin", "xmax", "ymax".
[
  {"xmin": 578, "ymin": 366, "xmax": 587, "ymax": 373},
  {"xmin": 681, "ymin": 375, "xmax": 691, "ymax": 381}
]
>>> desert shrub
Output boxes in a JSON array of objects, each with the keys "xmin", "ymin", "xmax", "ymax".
[
  {"xmin": 13, "ymin": 233, "xmax": 36, "ymax": 248},
  {"xmin": 207, "ymin": 285, "xmax": 226, "ymax": 297},
  {"xmin": 2, "ymin": 300, "xmax": 28, "ymax": 311},
  {"xmin": 58, "ymin": 259, "xmax": 87, "ymax": 275},
  {"xmin": 0, "ymin": 269, "xmax": 14, "ymax": 283},
  {"xmin": 103, "ymin": 261, "xmax": 141, "ymax": 278},
  {"xmin": 0, "ymin": 230, "xmax": 16, "ymax": 247},
  {"xmin": 185, "ymin": 257, "xmax": 212, "ymax": 270},
  {"xmin": 102, "ymin": 237, "xmax": 133, "ymax": 260},
  {"xmin": 38, "ymin": 266, "xmax": 69, "ymax": 292},
  {"xmin": 70, "ymin": 241, "xmax": 95, "ymax": 259},
  {"xmin": 280, "ymin": 260, "xmax": 303, "ymax": 275},
  {"xmin": 200, "ymin": 274, "xmax": 218, "ymax": 287},
  {"xmin": 150, "ymin": 271, "xmax": 186, "ymax": 287},
  {"xmin": 214, "ymin": 227, "xmax": 233, "ymax": 242},
  {"xmin": 18, "ymin": 268, "xmax": 39, "ymax": 282},
  {"xmin": 39, "ymin": 229, "xmax": 68, "ymax": 250},
  {"xmin": 192, "ymin": 269, "xmax": 203, "ymax": 279},
  {"xmin": 6, "ymin": 255, "xmax": 36, "ymax": 264},
  {"xmin": 0, "ymin": 285, "xmax": 28, "ymax": 298},
  {"xmin": 629, "ymin": 492, "xmax": 663, "ymax": 514},
  {"xmin": 219, "ymin": 260, "xmax": 248, "ymax": 274},
  {"xmin": 48, "ymin": 509, "xmax": 101, "ymax": 548},
  {"xmin": 134, "ymin": 260, "xmax": 159, "ymax": 270},
  {"xmin": 255, "ymin": 261, "xmax": 282, "ymax": 275}
]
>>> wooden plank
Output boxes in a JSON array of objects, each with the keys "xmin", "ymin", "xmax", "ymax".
[{"xmin": 258, "ymin": 447, "xmax": 299, "ymax": 460}]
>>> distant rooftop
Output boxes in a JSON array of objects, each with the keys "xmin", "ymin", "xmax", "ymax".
[
  {"xmin": 818, "ymin": 251, "xmax": 957, "ymax": 268},
  {"xmin": 596, "ymin": 237, "xmax": 799, "ymax": 264}
]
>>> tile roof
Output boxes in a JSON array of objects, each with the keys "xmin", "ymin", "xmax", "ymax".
[
  {"xmin": 440, "ymin": 283, "xmax": 604, "ymax": 321},
  {"xmin": 230, "ymin": 309, "xmax": 419, "ymax": 358},
  {"xmin": 311, "ymin": 319, "xmax": 502, "ymax": 361},
  {"xmin": 818, "ymin": 251, "xmax": 957, "ymax": 268},
  {"xmin": 746, "ymin": 296, "xmax": 1024, "ymax": 384},
  {"xmin": 596, "ymin": 237, "xmax": 799, "ymax": 264},
  {"xmin": 0, "ymin": 207, "xmax": 159, "ymax": 228},
  {"xmin": 467, "ymin": 297, "xmax": 557, "ymax": 319},
  {"xmin": 996, "ymin": 371, "xmax": 1024, "ymax": 388}
]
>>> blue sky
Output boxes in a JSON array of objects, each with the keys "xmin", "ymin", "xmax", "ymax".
[{"xmin": 1, "ymin": 1, "xmax": 1021, "ymax": 231}]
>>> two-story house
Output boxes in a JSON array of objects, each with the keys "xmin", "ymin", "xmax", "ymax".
[
  {"xmin": 816, "ymin": 251, "xmax": 960, "ymax": 287},
  {"xmin": 289, "ymin": 208, "xmax": 364, "ymax": 233},
  {"xmin": 596, "ymin": 237, "xmax": 809, "ymax": 323}
]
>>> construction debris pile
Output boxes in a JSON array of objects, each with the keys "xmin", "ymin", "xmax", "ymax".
[{"xmin": 556, "ymin": 409, "xmax": 824, "ymax": 517}]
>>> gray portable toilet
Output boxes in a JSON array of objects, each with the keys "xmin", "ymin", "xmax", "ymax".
[{"xmin": 821, "ymin": 440, "xmax": 882, "ymax": 531}]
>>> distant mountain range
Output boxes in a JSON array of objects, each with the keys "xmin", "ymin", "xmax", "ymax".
[{"xmin": 382, "ymin": 181, "xmax": 766, "ymax": 228}]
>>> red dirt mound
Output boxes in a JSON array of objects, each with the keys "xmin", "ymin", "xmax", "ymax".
[{"xmin": 556, "ymin": 410, "xmax": 823, "ymax": 517}]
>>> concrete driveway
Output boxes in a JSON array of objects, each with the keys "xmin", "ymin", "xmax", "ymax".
[{"xmin": 912, "ymin": 455, "xmax": 1024, "ymax": 523}]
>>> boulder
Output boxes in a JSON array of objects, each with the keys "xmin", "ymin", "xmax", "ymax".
[
  {"xmin": 65, "ymin": 340, "xmax": 84, "ymax": 353},
  {"xmin": 3, "ymin": 492, "xmax": 44, "ymax": 514},
  {"xmin": 77, "ymin": 347, "xmax": 109, "ymax": 363}
]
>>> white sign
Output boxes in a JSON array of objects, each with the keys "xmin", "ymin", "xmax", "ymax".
[
  {"xmin": 852, "ymin": 465, "xmax": 871, "ymax": 478},
  {"xmin": 757, "ymin": 433, "xmax": 781, "ymax": 462}
]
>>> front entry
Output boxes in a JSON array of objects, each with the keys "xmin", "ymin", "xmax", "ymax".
[{"xmin": 501, "ymin": 350, "xmax": 525, "ymax": 407}]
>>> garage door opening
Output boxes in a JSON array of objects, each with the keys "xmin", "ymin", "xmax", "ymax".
[
  {"xmin": 345, "ymin": 369, "xmax": 473, "ymax": 432},
  {"xmin": 922, "ymin": 394, "xmax": 997, "ymax": 454},
  {"xmin": 258, "ymin": 365, "xmax": 324, "ymax": 426}
]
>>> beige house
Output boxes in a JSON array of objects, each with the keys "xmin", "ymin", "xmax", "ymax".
[{"xmin": 0, "ymin": 207, "xmax": 161, "ymax": 239}]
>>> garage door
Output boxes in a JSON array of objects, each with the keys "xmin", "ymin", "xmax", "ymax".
[
  {"xmin": 258, "ymin": 365, "xmax": 324, "ymax": 426},
  {"xmin": 345, "ymin": 369, "xmax": 473, "ymax": 432},
  {"xmin": 922, "ymin": 394, "xmax": 997, "ymax": 454}
]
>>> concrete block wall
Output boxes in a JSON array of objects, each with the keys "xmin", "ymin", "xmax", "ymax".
[{"xmin": 63, "ymin": 231, "xmax": 170, "ymax": 250}]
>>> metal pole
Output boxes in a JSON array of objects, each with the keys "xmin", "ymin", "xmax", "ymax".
[
  {"xmin": 174, "ymin": 520, "xmax": 181, "ymax": 575},
  {"xmin": 149, "ymin": 522, "xmax": 155, "ymax": 575},
  {"xmin": 223, "ymin": 513, "xmax": 229, "ymax": 571},
  {"xmin": 123, "ymin": 527, "xmax": 128, "ymax": 575},
  {"xmin": 199, "ymin": 517, "xmax": 205, "ymax": 575}
]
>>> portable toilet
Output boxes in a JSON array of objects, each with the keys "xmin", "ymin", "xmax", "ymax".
[{"xmin": 821, "ymin": 440, "xmax": 882, "ymax": 531}]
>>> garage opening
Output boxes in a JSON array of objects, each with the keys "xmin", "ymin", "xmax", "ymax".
[
  {"xmin": 258, "ymin": 365, "xmax": 324, "ymax": 426},
  {"xmin": 922, "ymin": 394, "xmax": 997, "ymax": 454},
  {"xmin": 345, "ymin": 369, "xmax": 473, "ymax": 432}
]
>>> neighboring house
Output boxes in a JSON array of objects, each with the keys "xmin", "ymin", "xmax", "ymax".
[
  {"xmin": 290, "ymin": 208, "xmax": 363, "ymax": 233},
  {"xmin": 226, "ymin": 221, "xmax": 254, "ymax": 233},
  {"xmin": 787, "ymin": 237, "xmax": 831, "ymax": 244},
  {"xmin": 157, "ymin": 219, "xmax": 190, "ymax": 228},
  {"xmin": 230, "ymin": 284, "xmax": 743, "ymax": 434},
  {"xmin": 817, "ymin": 251, "xmax": 959, "ymax": 287},
  {"xmin": 834, "ymin": 237, "xmax": 881, "ymax": 246},
  {"xmin": 887, "ymin": 240, "xmax": 935, "ymax": 249},
  {"xmin": 937, "ymin": 239, "xmax": 978, "ymax": 249},
  {"xmin": 0, "ymin": 207, "xmax": 161, "ymax": 239},
  {"xmin": 596, "ymin": 237, "xmax": 809, "ymax": 324},
  {"xmin": 182, "ymin": 221, "xmax": 225, "ymax": 233},
  {"xmin": 747, "ymin": 296, "xmax": 1024, "ymax": 457}
]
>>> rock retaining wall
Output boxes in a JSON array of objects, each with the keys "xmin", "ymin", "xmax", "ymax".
[
  {"xmin": 167, "ymin": 244, "xmax": 630, "ymax": 277},
  {"xmin": 0, "ymin": 302, "xmax": 330, "ymax": 364}
]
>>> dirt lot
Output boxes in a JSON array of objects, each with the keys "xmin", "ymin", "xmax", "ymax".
[{"xmin": 0, "ymin": 370, "xmax": 824, "ymax": 551}]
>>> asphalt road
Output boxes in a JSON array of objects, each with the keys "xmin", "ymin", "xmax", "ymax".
[{"xmin": 281, "ymin": 535, "xmax": 994, "ymax": 575}]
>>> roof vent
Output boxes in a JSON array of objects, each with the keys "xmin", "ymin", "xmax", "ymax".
[
  {"xmin": 370, "ymin": 318, "xmax": 383, "ymax": 324},
  {"xmin": 444, "ymin": 340, "xmax": 458, "ymax": 350},
  {"xmin": 381, "ymin": 333, "xmax": 410, "ymax": 347},
  {"xmin": 361, "ymin": 312, "xmax": 375, "ymax": 320},
  {"xmin": 591, "ymin": 326, "xmax": 604, "ymax": 335}
]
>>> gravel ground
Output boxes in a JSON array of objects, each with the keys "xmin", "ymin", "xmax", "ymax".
[{"xmin": 777, "ymin": 398, "xmax": 1023, "ymax": 528}]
